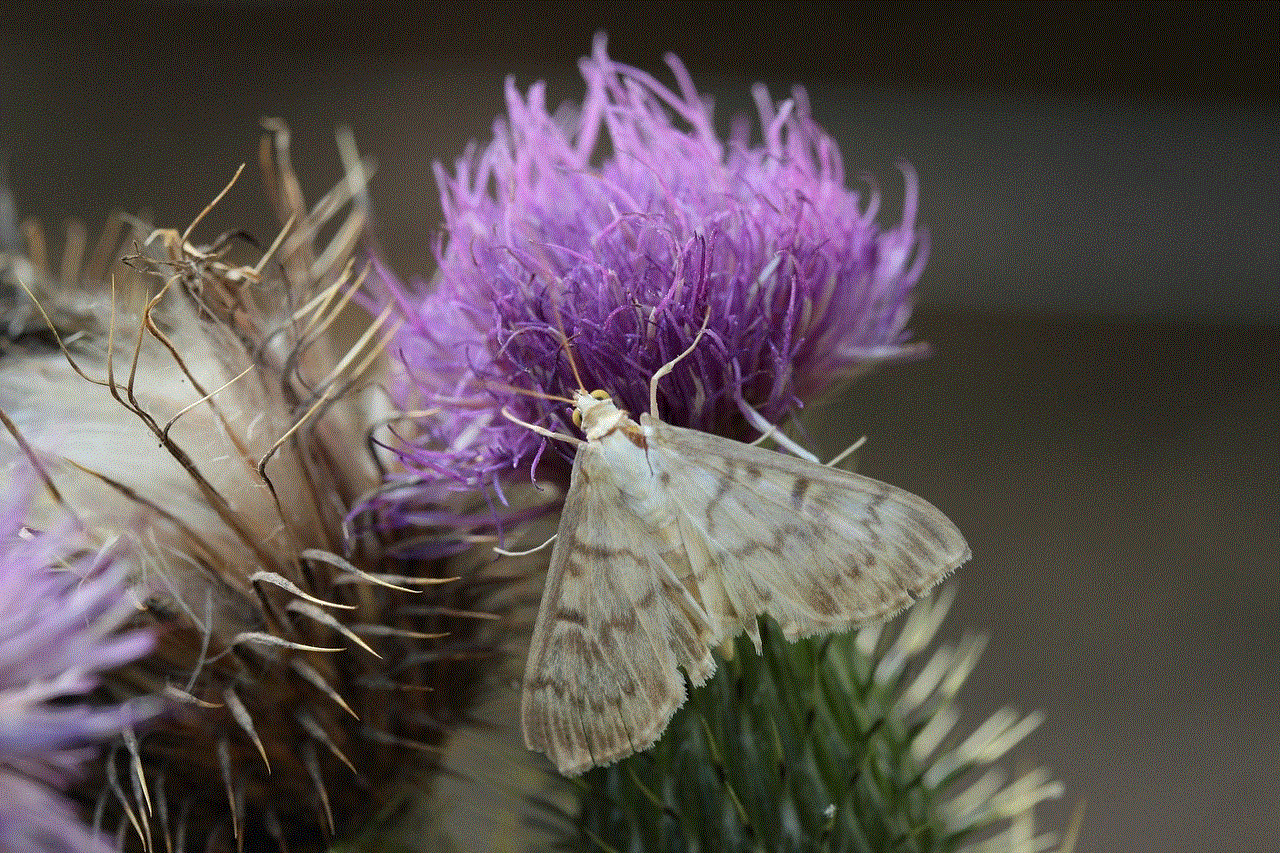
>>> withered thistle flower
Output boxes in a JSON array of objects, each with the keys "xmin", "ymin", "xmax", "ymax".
[
  {"xmin": 375, "ymin": 35, "xmax": 929, "ymax": 499},
  {"xmin": 0, "ymin": 478, "xmax": 156, "ymax": 853},
  {"xmin": 0, "ymin": 127, "xmax": 507, "ymax": 852}
]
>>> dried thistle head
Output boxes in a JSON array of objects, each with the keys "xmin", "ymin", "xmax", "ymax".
[{"xmin": 0, "ymin": 125, "xmax": 511, "ymax": 852}]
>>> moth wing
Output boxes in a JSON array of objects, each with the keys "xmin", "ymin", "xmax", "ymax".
[
  {"xmin": 521, "ymin": 446, "xmax": 716, "ymax": 776},
  {"xmin": 648, "ymin": 417, "xmax": 970, "ymax": 644}
]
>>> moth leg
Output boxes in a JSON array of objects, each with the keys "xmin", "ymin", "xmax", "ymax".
[
  {"xmin": 734, "ymin": 399, "xmax": 820, "ymax": 464},
  {"xmin": 744, "ymin": 413, "xmax": 863, "ymax": 467},
  {"xmin": 744, "ymin": 418, "xmax": 793, "ymax": 453},
  {"xmin": 493, "ymin": 533, "xmax": 558, "ymax": 558},
  {"xmin": 648, "ymin": 308, "xmax": 713, "ymax": 419},
  {"xmin": 500, "ymin": 407, "xmax": 584, "ymax": 446},
  {"xmin": 825, "ymin": 435, "xmax": 867, "ymax": 469}
]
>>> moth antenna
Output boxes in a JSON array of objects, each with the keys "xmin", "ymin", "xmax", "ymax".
[
  {"xmin": 542, "ymin": 281, "xmax": 587, "ymax": 392},
  {"xmin": 542, "ymin": 317, "xmax": 585, "ymax": 394},
  {"xmin": 493, "ymin": 324, "xmax": 584, "ymax": 398},
  {"xmin": 488, "ymin": 382, "xmax": 574, "ymax": 406},
  {"xmin": 563, "ymin": 333, "xmax": 586, "ymax": 394},
  {"xmin": 648, "ymin": 307, "xmax": 713, "ymax": 419}
]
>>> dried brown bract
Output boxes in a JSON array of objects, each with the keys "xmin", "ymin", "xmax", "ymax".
[{"xmin": 0, "ymin": 124, "xmax": 511, "ymax": 853}]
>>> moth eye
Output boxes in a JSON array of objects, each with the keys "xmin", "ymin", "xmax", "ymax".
[
  {"xmin": 572, "ymin": 409, "xmax": 583, "ymax": 428},
  {"xmin": 590, "ymin": 389, "xmax": 610, "ymax": 401}
]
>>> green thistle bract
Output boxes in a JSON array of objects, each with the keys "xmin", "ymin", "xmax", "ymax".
[{"xmin": 557, "ymin": 590, "xmax": 1067, "ymax": 853}]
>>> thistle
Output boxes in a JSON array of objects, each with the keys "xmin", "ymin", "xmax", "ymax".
[
  {"xmin": 0, "ymin": 127, "xmax": 508, "ymax": 852},
  {"xmin": 557, "ymin": 590, "xmax": 1073, "ymax": 853},
  {"xmin": 375, "ymin": 35, "xmax": 928, "ymax": 499},
  {"xmin": 0, "ymin": 476, "xmax": 156, "ymax": 853},
  {"xmin": 0, "ymin": 35, "xmax": 1073, "ymax": 852},
  {"xmin": 372, "ymin": 37, "xmax": 1071, "ymax": 853}
]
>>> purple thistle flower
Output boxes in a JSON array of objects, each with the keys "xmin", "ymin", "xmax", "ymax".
[
  {"xmin": 379, "ymin": 36, "xmax": 928, "ymax": 496},
  {"xmin": 0, "ymin": 478, "xmax": 156, "ymax": 853}
]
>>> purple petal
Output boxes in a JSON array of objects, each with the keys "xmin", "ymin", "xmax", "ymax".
[
  {"xmin": 0, "ymin": 772, "xmax": 118, "ymax": 853},
  {"xmin": 371, "ymin": 37, "xmax": 930, "ymax": 513}
]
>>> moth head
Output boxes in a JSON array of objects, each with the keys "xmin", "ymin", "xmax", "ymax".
[{"xmin": 571, "ymin": 389, "xmax": 623, "ymax": 437}]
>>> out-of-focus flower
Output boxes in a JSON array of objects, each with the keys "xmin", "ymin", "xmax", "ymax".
[
  {"xmin": 0, "ymin": 127, "xmax": 510, "ymax": 852},
  {"xmin": 378, "ymin": 35, "xmax": 929, "ymax": 497},
  {"xmin": 0, "ymin": 478, "xmax": 156, "ymax": 853}
]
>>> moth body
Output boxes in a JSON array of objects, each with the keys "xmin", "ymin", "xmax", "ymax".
[
  {"xmin": 572, "ymin": 390, "xmax": 680, "ymax": 533},
  {"xmin": 572, "ymin": 389, "xmax": 633, "ymax": 442}
]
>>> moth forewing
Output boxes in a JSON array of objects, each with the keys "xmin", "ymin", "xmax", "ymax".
[
  {"xmin": 520, "ymin": 435, "xmax": 717, "ymax": 776},
  {"xmin": 646, "ymin": 415, "xmax": 970, "ymax": 641}
]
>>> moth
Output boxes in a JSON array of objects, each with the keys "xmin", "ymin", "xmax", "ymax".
[{"xmin": 510, "ymin": 345, "xmax": 970, "ymax": 776}]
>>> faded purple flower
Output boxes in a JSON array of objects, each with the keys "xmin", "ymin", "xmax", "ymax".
[
  {"xmin": 0, "ymin": 478, "xmax": 155, "ymax": 853},
  {"xmin": 379, "ymin": 36, "xmax": 928, "ymax": 495}
]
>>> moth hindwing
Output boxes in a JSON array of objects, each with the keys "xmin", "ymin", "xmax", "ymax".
[{"xmin": 520, "ymin": 390, "xmax": 969, "ymax": 776}]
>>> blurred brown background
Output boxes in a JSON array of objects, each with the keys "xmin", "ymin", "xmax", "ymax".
[{"xmin": 2, "ymin": 2, "xmax": 1276, "ymax": 850}]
